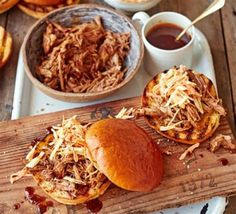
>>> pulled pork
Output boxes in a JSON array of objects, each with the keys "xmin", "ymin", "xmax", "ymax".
[
  {"xmin": 37, "ymin": 16, "xmax": 130, "ymax": 93},
  {"xmin": 10, "ymin": 116, "xmax": 108, "ymax": 199},
  {"xmin": 209, "ymin": 134, "xmax": 235, "ymax": 152},
  {"xmin": 146, "ymin": 66, "xmax": 226, "ymax": 131}
]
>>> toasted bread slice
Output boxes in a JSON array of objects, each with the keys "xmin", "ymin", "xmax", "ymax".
[
  {"xmin": 33, "ymin": 170, "xmax": 110, "ymax": 205},
  {"xmin": 17, "ymin": 0, "xmax": 80, "ymax": 19},
  {"xmin": 0, "ymin": 26, "xmax": 13, "ymax": 69},
  {"xmin": 142, "ymin": 67, "xmax": 223, "ymax": 144}
]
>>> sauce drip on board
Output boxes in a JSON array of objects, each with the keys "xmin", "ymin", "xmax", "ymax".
[
  {"xmin": 85, "ymin": 198, "xmax": 103, "ymax": 213},
  {"xmin": 25, "ymin": 186, "xmax": 54, "ymax": 214},
  {"xmin": 146, "ymin": 23, "xmax": 191, "ymax": 50},
  {"xmin": 218, "ymin": 158, "xmax": 229, "ymax": 166},
  {"xmin": 31, "ymin": 127, "xmax": 52, "ymax": 146},
  {"xmin": 13, "ymin": 203, "xmax": 21, "ymax": 210}
]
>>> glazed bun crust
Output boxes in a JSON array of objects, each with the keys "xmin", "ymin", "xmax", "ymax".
[
  {"xmin": 85, "ymin": 119, "xmax": 163, "ymax": 192},
  {"xmin": 0, "ymin": 0, "xmax": 19, "ymax": 14}
]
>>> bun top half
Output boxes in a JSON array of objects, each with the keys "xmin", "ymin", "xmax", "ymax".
[{"xmin": 85, "ymin": 119, "xmax": 163, "ymax": 192}]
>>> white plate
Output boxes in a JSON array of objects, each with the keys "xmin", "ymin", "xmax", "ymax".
[
  {"xmin": 104, "ymin": 0, "xmax": 162, "ymax": 12},
  {"xmin": 11, "ymin": 28, "xmax": 227, "ymax": 214}
]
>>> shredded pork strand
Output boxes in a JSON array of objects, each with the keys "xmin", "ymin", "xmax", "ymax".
[
  {"xmin": 37, "ymin": 17, "xmax": 130, "ymax": 93},
  {"xmin": 209, "ymin": 134, "xmax": 235, "ymax": 152},
  {"xmin": 114, "ymin": 107, "xmax": 161, "ymax": 120},
  {"xmin": 179, "ymin": 143, "xmax": 200, "ymax": 160},
  {"xmin": 146, "ymin": 66, "xmax": 226, "ymax": 131},
  {"xmin": 10, "ymin": 116, "xmax": 108, "ymax": 199}
]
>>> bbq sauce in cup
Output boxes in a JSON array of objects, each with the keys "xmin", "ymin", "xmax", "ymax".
[{"xmin": 146, "ymin": 23, "xmax": 191, "ymax": 50}]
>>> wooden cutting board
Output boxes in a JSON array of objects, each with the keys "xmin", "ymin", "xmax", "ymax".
[{"xmin": 0, "ymin": 96, "xmax": 235, "ymax": 214}]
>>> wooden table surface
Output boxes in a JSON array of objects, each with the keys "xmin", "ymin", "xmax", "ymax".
[{"xmin": 0, "ymin": 0, "xmax": 235, "ymax": 213}]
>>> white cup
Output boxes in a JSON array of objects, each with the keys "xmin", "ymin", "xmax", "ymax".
[{"xmin": 132, "ymin": 11, "xmax": 195, "ymax": 75}]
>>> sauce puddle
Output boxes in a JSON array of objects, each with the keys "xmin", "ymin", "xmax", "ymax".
[
  {"xmin": 25, "ymin": 186, "xmax": 53, "ymax": 214},
  {"xmin": 85, "ymin": 198, "xmax": 103, "ymax": 213},
  {"xmin": 218, "ymin": 158, "xmax": 229, "ymax": 166}
]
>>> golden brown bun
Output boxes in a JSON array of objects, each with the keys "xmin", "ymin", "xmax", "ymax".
[
  {"xmin": 85, "ymin": 119, "xmax": 163, "ymax": 192},
  {"xmin": 142, "ymin": 69, "xmax": 221, "ymax": 145},
  {"xmin": 0, "ymin": 0, "xmax": 19, "ymax": 14},
  {"xmin": 0, "ymin": 26, "xmax": 13, "ymax": 69},
  {"xmin": 31, "ymin": 133, "xmax": 111, "ymax": 205},
  {"xmin": 17, "ymin": 0, "xmax": 80, "ymax": 19},
  {"xmin": 24, "ymin": 0, "xmax": 65, "ymax": 6}
]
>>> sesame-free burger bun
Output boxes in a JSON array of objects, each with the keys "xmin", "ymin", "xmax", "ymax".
[
  {"xmin": 85, "ymin": 119, "xmax": 163, "ymax": 192},
  {"xmin": 23, "ymin": 0, "xmax": 65, "ymax": 6},
  {"xmin": 0, "ymin": 0, "xmax": 19, "ymax": 14},
  {"xmin": 17, "ymin": 0, "xmax": 80, "ymax": 19}
]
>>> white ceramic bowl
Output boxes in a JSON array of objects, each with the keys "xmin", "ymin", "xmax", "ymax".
[{"xmin": 104, "ymin": 0, "xmax": 162, "ymax": 12}]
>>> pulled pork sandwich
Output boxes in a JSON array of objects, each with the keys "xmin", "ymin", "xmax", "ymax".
[
  {"xmin": 10, "ymin": 116, "xmax": 163, "ymax": 204},
  {"xmin": 0, "ymin": 0, "xmax": 19, "ymax": 14},
  {"xmin": 37, "ymin": 16, "xmax": 130, "ymax": 93},
  {"xmin": 10, "ymin": 116, "xmax": 111, "ymax": 205},
  {"xmin": 142, "ymin": 66, "xmax": 226, "ymax": 144},
  {"xmin": 17, "ymin": 0, "xmax": 80, "ymax": 19},
  {"xmin": 0, "ymin": 26, "xmax": 13, "ymax": 69}
]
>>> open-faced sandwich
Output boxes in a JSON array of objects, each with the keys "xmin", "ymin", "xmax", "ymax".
[
  {"xmin": 142, "ymin": 65, "xmax": 226, "ymax": 144},
  {"xmin": 10, "ymin": 116, "xmax": 163, "ymax": 204},
  {"xmin": 17, "ymin": 0, "xmax": 80, "ymax": 19}
]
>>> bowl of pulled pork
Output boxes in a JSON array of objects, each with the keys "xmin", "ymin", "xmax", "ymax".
[{"xmin": 22, "ymin": 4, "xmax": 143, "ymax": 102}]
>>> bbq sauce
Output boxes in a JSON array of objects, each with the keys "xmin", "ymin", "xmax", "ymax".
[
  {"xmin": 25, "ymin": 186, "xmax": 53, "ymax": 214},
  {"xmin": 85, "ymin": 198, "xmax": 103, "ymax": 213},
  {"xmin": 13, "ymin": 203, "xmax": 21, "ymax": 210},
  {"xmin": 146, "ymin": 23, "xmax": 191, "ymax": 50},
  {"xmin": 31, "ymin": 127, "xmax": 52, "ymax": 146},
  {"xmin": 199, "ymin": 154, "xmax": 204, "ymax": 158},
  {"xmin": 218, "ymin": 158, "xmax": 229, "ymax": 166}
]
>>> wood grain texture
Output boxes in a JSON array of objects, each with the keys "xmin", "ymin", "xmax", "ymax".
[
  {"xmin": 0, "ymin": 96, "xmax": 235, "ymax": 214},
  {"xmin": 0, "ymin": 7, "xmax": 35, "ymax": 121},
  {"xmin": 219, "ymin": 0, "xmax": 236, "ymax": 212},
  {"xmin": 221, "ymin": 0, "xmax": 236, "ymax": 127}
]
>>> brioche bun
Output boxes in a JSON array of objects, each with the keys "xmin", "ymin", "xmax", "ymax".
[
  {"xmin": 85, "ymin": 119, "xmax": 163, "ymax": 192},
  {"xmin": 33, "ymin": 172, "xmax": 111, "ymax": 205},
  {"xmin": 0, "ymin": 0, "xmax": 19, "ymax": 14},
  {"xmin": 23, "ymin": 0, "xmax": 65, "ymax": 6},
  {"xmin": 28, "ymin": 131, "xmax": 111, "ymax": 206},
  {"xmin": 142, "ymin": 68, "xmax": 222, "ymax": 145},
  {"xmin": 0, "ymin": 26, "xmax": 13, "ymax": 69},
  {"xmin": 17, "ymin": 0, "xmax": 80, "ymax": 19}
]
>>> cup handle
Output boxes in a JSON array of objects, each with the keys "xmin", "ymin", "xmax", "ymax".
[{"xmin": 132, "ymin": 12, "xmax": 150, "ymax": 29}]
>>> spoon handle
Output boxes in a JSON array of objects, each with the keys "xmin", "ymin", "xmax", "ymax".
[{"xmin": 176, "ymin": 0, "xmax": 225, "ymax": 41}]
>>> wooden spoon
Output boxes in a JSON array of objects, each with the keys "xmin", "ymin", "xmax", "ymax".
[{"xmin": 176, "ymin": 0, "xmax": 225, "ymax": 41}]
